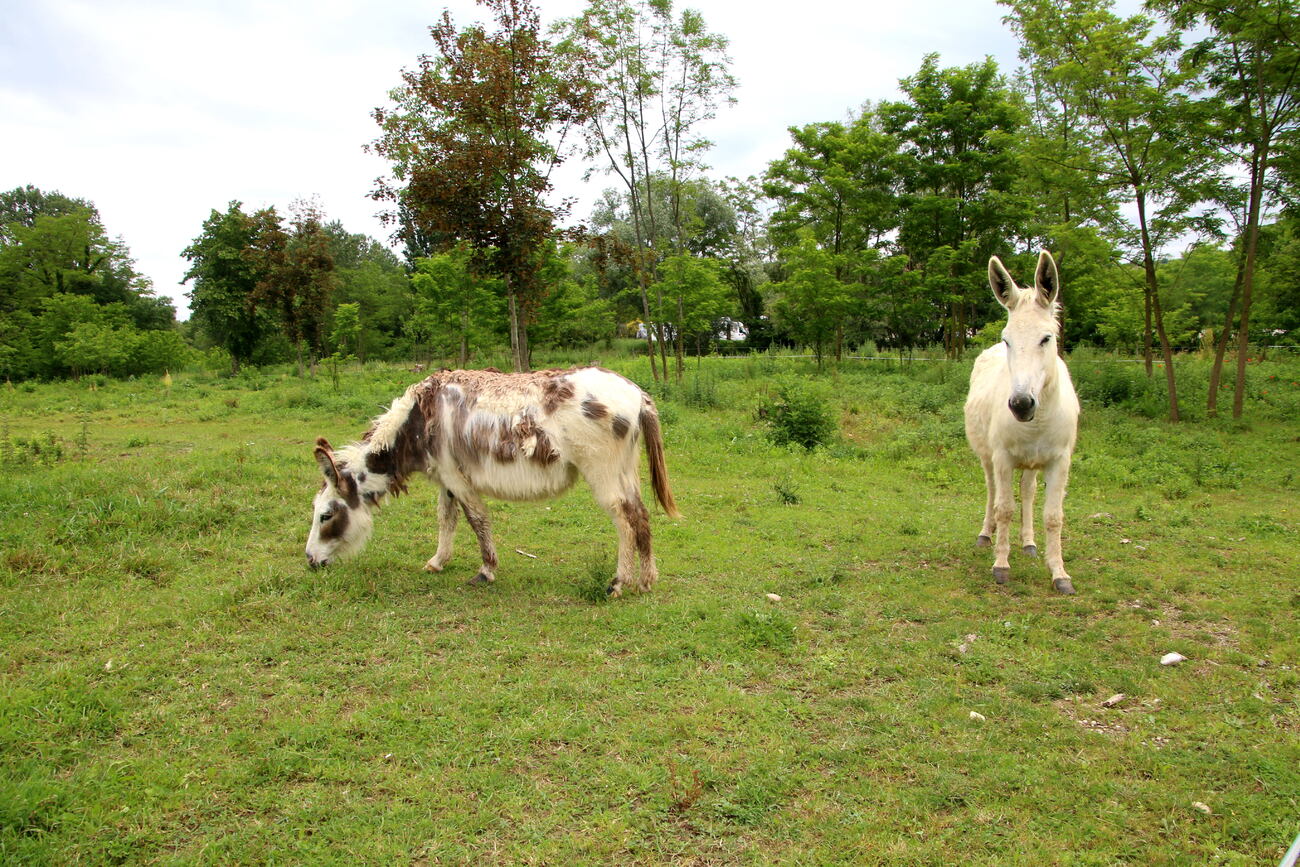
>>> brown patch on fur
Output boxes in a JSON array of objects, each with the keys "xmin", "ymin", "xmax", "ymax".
[
  {"xmin": 491, "ymin": 416, "xmax": 517, "ymax": 462},
  {"xmin": 611, "ymin": 414, "xmax": 630, "ymax": 439},
  {"xmin": 447, "ymin": 385, "xmax": 483, "ymax": 470},
  {"xmin": 338, "ymin": 472, "xmax": 361, "ymax": 509},
  {"xmin": 319, "ymin": 507, "xmax": 350, "ymax": 542},
  {"xmin": 460, "ymin": 504, "xmax": 498, "ymax": 569},
  {"xmin": 364, "ymin": 379, "xmax": 441, "ymax": 496},
  {"xmin": 620, "ymin": 497, "xmax": 652, "ymax": 560},
  {"xmin": 530, "ymin": 427, "xmax": 561, "ymax": 465},
  {"xmin": 542, "ymin": 375, "xmax": 576, "ymax": 415},
  {"xmin": 582, "ymin": 397, "xmax": 609, "ymax": 420}
]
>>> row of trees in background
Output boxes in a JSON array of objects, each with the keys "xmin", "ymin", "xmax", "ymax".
[
  {"xmin": 0, "ymin": 186, "xmax": 184, "ymax": 380},
  {"xmin": 3, "ymin": 0, "xmax": 1297, "ymax": 425}
]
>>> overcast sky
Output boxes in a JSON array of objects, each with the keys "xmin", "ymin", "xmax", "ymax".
[{"xmin": 1, "ymin": 0, "xmax": 1033, "ymax": 318}]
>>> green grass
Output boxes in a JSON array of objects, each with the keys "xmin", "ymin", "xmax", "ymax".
[{"xmin": 1, "ymin": 353, "xmax": 1298, "ymax": 863}]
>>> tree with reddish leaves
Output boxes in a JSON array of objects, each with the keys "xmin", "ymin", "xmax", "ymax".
[{"xmin": 369, "ymin": 0, "xmax": 594, "ymax": 372}]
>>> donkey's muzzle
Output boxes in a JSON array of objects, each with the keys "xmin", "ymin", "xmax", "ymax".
[
  {"xmin": 1008, "ymin": 393, "xmax": 1037, "ymax": 422},
  {"xmin": 306, "ymin": 553, "xmax": 328, "ymax": 569}
]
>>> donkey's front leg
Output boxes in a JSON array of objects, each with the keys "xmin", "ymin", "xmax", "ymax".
[
  {"xmin": 1042, "ymin": 458, "xmax": 1074, "ymax": 594},
  {"xmin": 1019, "ymin": 468, "xmax": 1039, "ymax": 557},
  {"xmin": 425, "ymin": 488, "xmax": 458, "ymax": 573},
  {"xmin": 456, "ymin": 491, "xmax": 498, "ymax": 586},
  {"xmin": 977, "ymin": 455, "xmax": 995, "ymax": 548},
  {"xmin": 991, "ymin": 456, "xmax": 1016, "ymax": 585}
]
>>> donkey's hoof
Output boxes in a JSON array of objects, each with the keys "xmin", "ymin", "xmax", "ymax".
[
  {"xmin": 1052, "ymin": 577, "xmax": 1076, "ymax": 595},
  {"xmin": 992, "ymin": 566, "xmax": 1011, "ymax": 584},
  {"xmin": 424, "ymin": 559, "xmax": 444, "ymax": 573},
  {"xmin": 976, "ymin": 535, "xmax": 992, "ymax": 548},
  {"xmin": 1022, "ymin": 544, "xmax": 1038, "ymax": 558},
  {"xmin": 467, "ymin": 571, "xmax": 494, "ymax": 586}
]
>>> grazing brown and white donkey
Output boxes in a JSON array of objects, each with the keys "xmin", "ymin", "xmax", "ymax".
[
  {"xmin": 965, "ymin": 251, "xmax": 1081, "ymax": 594},
  {"xmin": 305, "ymin": 367, "xmax": 680, "ymax": 597}
]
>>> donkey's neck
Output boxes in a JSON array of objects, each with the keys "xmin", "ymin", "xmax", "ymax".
[{"xmin": 356, "ymin": 378, "xmax": 439, "ymax": 496}]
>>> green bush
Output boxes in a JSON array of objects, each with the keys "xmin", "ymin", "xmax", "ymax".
[{"xmin": 759, "ymin": 379, "xmax": 836, "ymax": 449}]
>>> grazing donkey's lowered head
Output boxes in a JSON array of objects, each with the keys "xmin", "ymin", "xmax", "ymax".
[
  {"xmin": 965, "ymin": 251, "xmax": 1080, "ymax": 594},
  {"xmin": 305, "ymin": 437, "xmax": 384, "ymax": 568}
]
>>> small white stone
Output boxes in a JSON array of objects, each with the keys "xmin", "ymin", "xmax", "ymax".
[
  {"xmin": 1160, "ymin": 652, "xmax": 1187, "ymax": 666},
  {"xmin": 969, "ymin": 711, "xmax": 986, "ymax": 722},
  {"xmin": 104, "ymin": 659, "xmax": 113, "ymax": 671},
  {"xmin": 1191, "ymin": 801, "xmax": 1211, "ymax": 814},
  {"xmin": 765, "ymin": 593, "xmax": 782, "ymax": 602},
  {"xmin": 957, "ymin": 643, "xmax": 970, "ymax": 655},
  {"xmin": 1102, "ymin": 693, "xmax": 1126, "ymax": 708}
]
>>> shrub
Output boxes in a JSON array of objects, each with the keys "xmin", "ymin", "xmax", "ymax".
[{"xmin": 759, "ymin": 379, "xmax": 836, "ymax": 449}]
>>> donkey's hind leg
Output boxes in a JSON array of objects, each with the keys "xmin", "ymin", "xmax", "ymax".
[
  {"xmin": 581, "ymin": 451, "xmax": 652, "ymax": 598},
  {"xmin": 455, "ymin": 490, "xmax": 498, "ymax": 585},
  {"xmin": 425, "ymin": 488, "xmax": 458, "ymax": 573},
  {"xmin": 1020, "ymin": 468, "xmax": 1039, "ymax": 557},
  {"xmin": 977, "ymin": 455, "xmax": 995, "ymax": 548}
]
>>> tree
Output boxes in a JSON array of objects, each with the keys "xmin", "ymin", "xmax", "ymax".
[
  {"xmin": 408, "ymin": 244, "xmax": 504, "ymax": 366},
  {"xmin": 182, "ymin": 202, "xmax": 273, "ymax": 374},
  {"xmin": 763, "ymin": 109, "xmax": 899, "ymax": 260},
  {"xmin": 880, "ymin": 55, "xmax": 1027, "ymax": 358},
  {"xmin": 248, "ymin": 203, "xmax": 338, "ymax": 374},
  {"xmin": 1003, "ymin": 0, "xmax": 1220, "ymax": 422},
  {"xmin": 556, "ymin": 0, "xmax": 735, "ymax": 380},
  {"xmin": 370, "ymin": 0, "xmax": 593, "ymax": 372},
  {"xmin": 1151, "ymin": 0, "xmax": 1300, "ymax": 417},
  {"xmin": 0, "ymin": 185, "xmax": 99, "ymax": 245},
  {"xmin": 648, "ymin": 253, "xmax": 732, "ymax": 369},
  {"xmin": 770, "ymin": 234, "xmax": 855, "ymax": 367}
]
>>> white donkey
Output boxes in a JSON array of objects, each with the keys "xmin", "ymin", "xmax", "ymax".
[
  {"xmin": 305, "ymin": 367, "xmax": 680, "ymax": 597},
  {"xmin": 965, "ymin": 251, "xmax": 1080, "ymax": 594}
]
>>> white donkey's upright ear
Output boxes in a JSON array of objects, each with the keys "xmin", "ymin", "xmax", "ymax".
[
  {"xmin": 988, "ymin": 256, "xmax": 1019, "ymax": 309},
  {"xmin": 314, "ymin": 437, "xmax": 339, "ymax": 486},
  {"xmin": 1034, "ymin": 250, "xmax": 1060, "ymax": 306}
]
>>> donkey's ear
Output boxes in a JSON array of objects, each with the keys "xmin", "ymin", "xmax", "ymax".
[
  {"xmin": 988, "ymin": 256, "xmax": 1018, "ymax": 308},
  {"xmin": 1034, "ymin": 250, "xmax": 1060, "ymax": 306},
  {"xmin": 314, "ymin": 442, "xmax": 340, "ymax": 486}
]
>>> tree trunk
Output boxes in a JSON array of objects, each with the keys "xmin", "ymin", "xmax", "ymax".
[
  {"xmin": 459, "ymin": 305, "xmax": 470, "ymax": 368},
  {"xmin": 1232, "ymin": 149, "xmax": 1267, "ymax": 419},
  {"xmin": 1206, "ymin": 251, "xmax": 1245, "ymax": 417},
  {"xmin": 1136, "ymin": 190, "xmax": 1178, "ymax": 421},
  {"xmin": 675, "ymin": 294, "xmax": 684, "ymax": 381},
  {"xmin": 507, "ymin": 289, "xmax": 523, "ymax": 372}
]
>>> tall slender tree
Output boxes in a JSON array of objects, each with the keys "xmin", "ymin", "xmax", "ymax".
[
  {"xmin": 370, "ymin": 0, "xmax": 593, "ymax": 372},
  {"xmin": 1004, "ymin": 0, "xmax": 1219, "ymax": 421},
  {"xmin": 1151, "ymin": 0, "xmax": 1300, "ymax": 417},
  {"xmin": 557, "ymin": 0, "xmax": 734, "ymax": 379}
]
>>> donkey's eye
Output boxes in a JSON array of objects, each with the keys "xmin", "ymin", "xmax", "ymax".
[
  {"xmin": 319, "ymin": 510, "xmax": 334, "ymax": 523},
  {"xmin": 1040, "ymin": 335, "xmax": 1052, "ymax": 346}
]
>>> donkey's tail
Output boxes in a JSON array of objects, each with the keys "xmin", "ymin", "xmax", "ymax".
[{"xmin": 640, "ymin": 398, "xmax": 681, "ymax": 519}]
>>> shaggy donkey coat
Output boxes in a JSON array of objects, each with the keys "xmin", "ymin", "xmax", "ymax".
[
  {"xmin": 965, "ymin": 252, "xmax": 1080, "ymax": 594},
  {"xmin": 305, "ymin": 367, "xmax": 679, "ymax": 597}
]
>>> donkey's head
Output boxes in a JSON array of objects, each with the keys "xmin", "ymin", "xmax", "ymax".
[
  {"xmin": 988, "ymin": 251, "xmax": 1062, "ymax": 423},
  {"xmin": 305, "ymin": 437, "xmax": 376, "ymax": 567}
]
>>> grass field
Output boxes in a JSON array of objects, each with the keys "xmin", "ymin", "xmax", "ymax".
[{"xmin": 2, "ymin": 350, "xmax": 1298, "ymax": 864}]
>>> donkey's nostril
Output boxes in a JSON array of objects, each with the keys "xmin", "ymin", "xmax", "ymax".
[{"xmin": 1008, "ymin": 394, "xmax": 1036, "ymax": 421}]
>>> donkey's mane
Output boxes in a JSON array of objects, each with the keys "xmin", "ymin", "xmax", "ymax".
[{"xmin": 346, "ymin": 376, "xmax": 443, "ymax": 497}]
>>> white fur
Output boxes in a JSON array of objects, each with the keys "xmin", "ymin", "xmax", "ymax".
[{"xmin": 965, "ymin": 252, "xmax": 1081, "ymax": 593}]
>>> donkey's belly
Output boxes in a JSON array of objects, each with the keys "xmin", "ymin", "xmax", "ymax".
[{"xmin": 469, "ymin": 459, "xmax": 579, "ymax": 502}]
